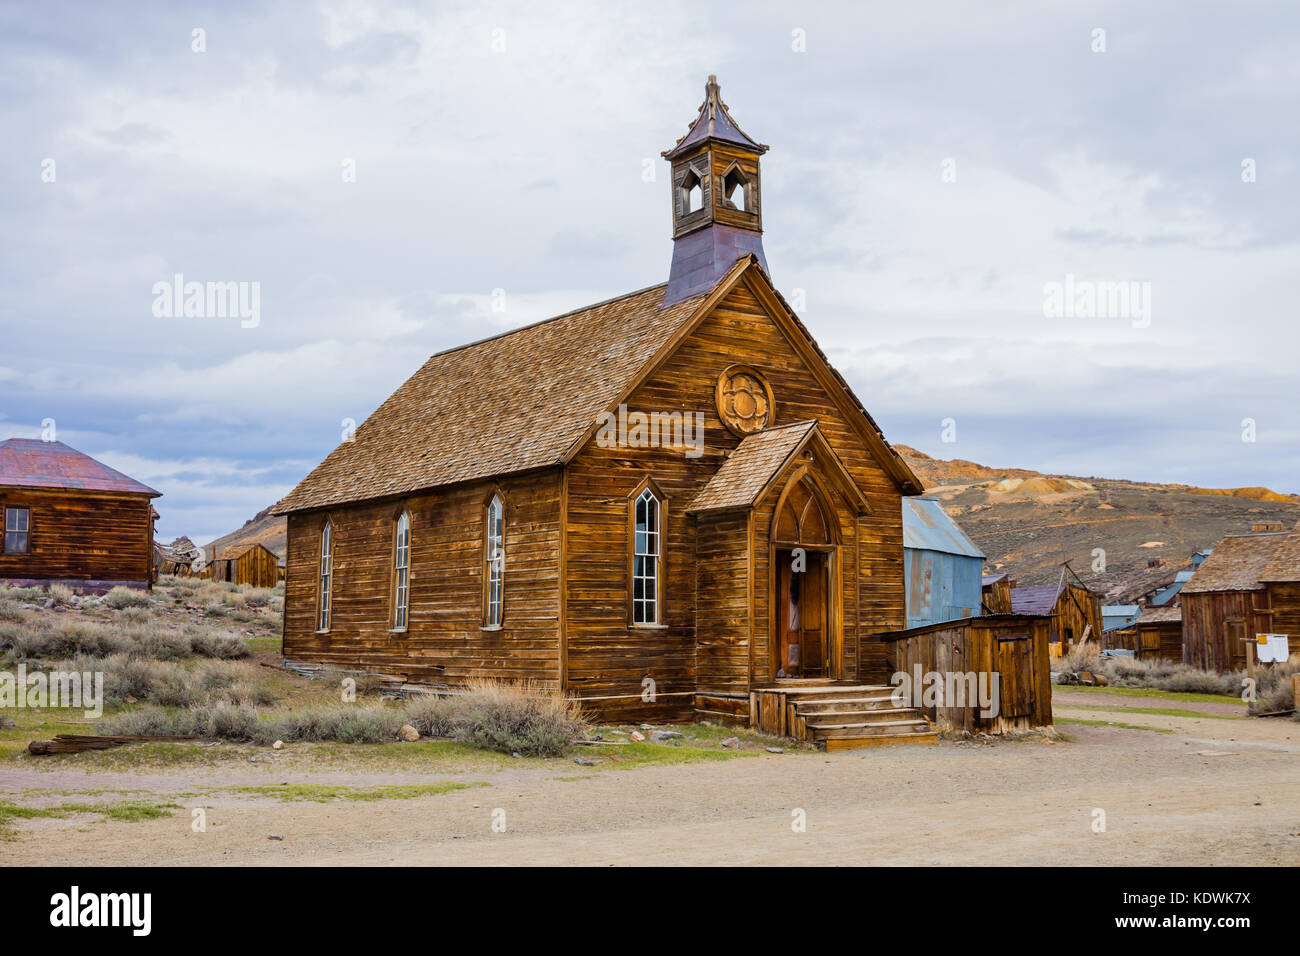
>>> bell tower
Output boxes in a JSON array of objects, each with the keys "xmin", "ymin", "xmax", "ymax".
[{"xmin": 662, "ymin": 76, "xmax": 769, "ymax": 307}]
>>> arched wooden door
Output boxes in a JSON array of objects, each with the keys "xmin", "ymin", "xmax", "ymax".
[{"xmin": 770, "ymin": 469, "xmax": 840, "ymax": 679}]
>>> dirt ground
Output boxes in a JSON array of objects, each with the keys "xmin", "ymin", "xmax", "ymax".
[{"xmin": 4, "ymin": 689, "xmax": 1298, "ymax": 866}]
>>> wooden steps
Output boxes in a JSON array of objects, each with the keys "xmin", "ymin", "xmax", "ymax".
[{"xmin": 749, "ymin": 682, "xmax": 937, "ymax": 749}]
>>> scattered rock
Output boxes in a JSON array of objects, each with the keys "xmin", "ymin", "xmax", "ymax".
[
  {"xmin": 267, "ymin": 834, "xmax": 284, "ymax": 841},
  {"xmin": 511, "ymin": 752, "xmax": 522, "ymax": 758},
  {"xmin": 629, "ymin": 730, "xmax": 645, "ymax": 742},
  {"xmin": 1094, "ymin": 674, "xmax": 1109, "ymax": 686},
  {"xmin": 639, "ymin": 723, "xmax": 654, "ymax": 730},
  {"xmin": 43, "ymin": 598, "xmax": 54, "ymax": 609},
  {"xmin": 573, "ymin": 758, "xmax": 596, "ymax": 767},
  {"xmin": 398, "ymin": 724, "xmax": 419, "ymax": 742},
  {"xmin": 272, "ymin": 740, "xmax": 284, "ymax": 750},
  {"xmin": 765, "ymin": 746, "xmax": 784, "ymax": 754},
  {"xmin": 0, "ymin": 717, "xmax": 15, "ymax": 729},
  {"xmin": 720, "ymin": 736, "xmax": 740, "ymax": 749},
  {"xmin": 649, "ymin": 730, "xmax": 684, "ymax": 742}
]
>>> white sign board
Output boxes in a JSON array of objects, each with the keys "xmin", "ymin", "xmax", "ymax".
[{"xmin": 1255, "ymin": 633, "xmax": 1290, "ymax": 664}]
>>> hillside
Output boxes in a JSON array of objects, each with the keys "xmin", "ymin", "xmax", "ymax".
[
  {"xmin": 203, "ymin": 506, "xmax": 287, "ymax": 563},
  {"xmin": 896, "ymin": 445, "xmax": 1300, "ymax": 600}
]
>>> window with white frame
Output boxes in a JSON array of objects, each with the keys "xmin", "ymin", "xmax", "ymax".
[
  {"xmin": 4, "ymin": 507, "xmax": 29, "ymax": 554},
  {"xmin": 485, "ymin": 495, "xmax": 503, "ymax": 626},
  {"xmin": 317, "ymin": 522, "xmax": 333, "ymax": 631},
  {"xmin": 393, "ymin": 511, "xmax": 410, "ymax": 630},
  {"xmin": 632, "ymin": 489, "xmax": 661, "ymax": 624}
]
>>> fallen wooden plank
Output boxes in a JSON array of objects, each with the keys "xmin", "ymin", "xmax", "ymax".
[{"xmin": 28, "ymin": 733, "xmax": 199, "ymax": 756}]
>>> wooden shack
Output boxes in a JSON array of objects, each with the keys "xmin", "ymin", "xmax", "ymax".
[
  {"xmin": 1133, "ymin": 605, "xmax": 1183, "ymax": 662},
  {"xmin": 1182, "ymin": 531, "xmax": 1293, "ymax": 671},
  {"xmin": 271, "ymin": 77, "xmax": 936, "ymax": 745},
  {"xmin": 981, "ymin": 572, "xmax": 1013, "ymax": 613},
  {"xmin": 0, "ymin": 439, "xmax": 160, "ymax": 593},
  {"xmin": 881, "ymin": 614, "xmax": 1053, "ymax": 734},
  {"xmin": 1010, "ymin": 577, "xmax": 1102, "ymax": 661},
  {"xmin": 210, "ymin": 543, "xmax": 280, "ymax": 588}
]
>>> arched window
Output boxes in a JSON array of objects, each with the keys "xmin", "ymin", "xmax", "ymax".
[
  {"xmin": 484, "ymin": 495, "xmax": 504, "ymax": 627},
  {"xmin": 722, "ymin": 168, "xmax": 747, "ymax": 211},
  {"xmin": 631, "ymin": 487, "xmax": 662, "ymax": 625},
  {"xmin": 392, "ymin": 511, "xmax": 410, "ymax": 630},
  {"xmin": 317, "ymin": 522, "xmax": 333, "ymax": 632}
]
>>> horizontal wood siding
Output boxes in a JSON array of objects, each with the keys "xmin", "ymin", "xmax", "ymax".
[
  {"xmin": 1265, "ymin": 582, "xmax": 1300, "ymax": 643},
  {"xmin": 0, "ymin": 486, "xmax": 153, "ymax": 587},
  {"xmin": 283, "ymin": 471, "xmax": 561, "ymax": 686},
  {"xmin": 564, "ymin": 281, "xmax": 905, "ymax": 713},
  {"xmin": 695, "ymin": 510, "xmax": 751, "ymax": 691},
  {"xmin": 691, "ymin": 284, "xmax": 902, "ymax": 681}
]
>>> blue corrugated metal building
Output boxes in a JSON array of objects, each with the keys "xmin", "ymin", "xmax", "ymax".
[{"xmin": 902, "ymin": 496, "xmax": 985, "ymax": 628}]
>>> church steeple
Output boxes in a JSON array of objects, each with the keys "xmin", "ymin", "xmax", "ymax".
[{"xmin": 662, "ymin": 76, "xmax": 769, "ymax": 307}]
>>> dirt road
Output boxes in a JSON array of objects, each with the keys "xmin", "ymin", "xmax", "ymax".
[{"xmin": 4, "ymin": 694, "xmax": 1298, "ymax": 866}]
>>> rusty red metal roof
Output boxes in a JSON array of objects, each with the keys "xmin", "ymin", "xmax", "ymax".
[
  {"xmin": 1010, "ymin": 584, "xmax": 1063, "ymax": 616},
  {"xmin": 0, "ymin": 439, "xmax": 160, "ymax": 496}
]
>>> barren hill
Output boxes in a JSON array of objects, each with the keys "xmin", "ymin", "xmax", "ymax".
[
  {"xmin": 895, "ymin": 445, "xmax": 1300, "ymax": 601},
  {"xmin": 203, "ymin": 506, "xmax": 287, "ymax": 564}
]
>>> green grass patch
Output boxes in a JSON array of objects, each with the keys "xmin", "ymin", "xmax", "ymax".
[
  {"xmin": 1062, "ymin": 704, "xmax": 1243, "ymax": 720},
  {"xmin": 1055, "ymin": 717, "xmax": 1174, "ymax": 734},
  {"xmin": 228, "ymin": 782, "xmax": 484, "ymax": 802},
  {"xmin": 0, "ymin": 798, "xmax": 180, "ymax": 839},
  {"xmin": 1054, "ymin": 684, "xmax": 1245, "ymax": 706}
]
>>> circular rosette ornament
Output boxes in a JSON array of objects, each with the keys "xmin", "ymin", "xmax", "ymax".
[{"xmin": 716, "ymin": 365, "xmax": 775, "ymax": 436}]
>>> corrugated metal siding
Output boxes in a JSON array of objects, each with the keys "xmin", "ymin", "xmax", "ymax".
[{"xmin": 904, "ymin": 546, "xmax": 982, "ymax": 628}]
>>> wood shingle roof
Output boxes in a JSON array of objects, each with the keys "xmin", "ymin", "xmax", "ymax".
[
  {"xmin": 1181, "ymin": 532, "xmax": 1285, "ymax": 593},
  {"xmin": 1258, "ymin": 520, "xmax": 1300, "ymax": 583},
  {"xmin": 273, "ymin": 258, "xmax": 922, "ymax": 514},
  {"xmin": 273, "ymin": 284, "xmax": 707, "ymax": 514},
  {"xmin": 687, "ymin": 420, "xmax": 817, "ymax": 513}
]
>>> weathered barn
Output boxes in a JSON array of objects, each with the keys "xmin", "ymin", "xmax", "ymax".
[
  {"xmin": 1133, "ymin": 605, "xmax": 1183, "ymax": 662},
  {"xmin": 273, "ymin": 78, "xmax": 940, "ymax": 742},
  {"xmin": 901, "ymin": 496, "xmax": 984, "ymax": 628},
  {"xmin": 210, "ymin": 542, "xmax": 280, "ymax": 588},
  {"xmin": 1183, "ymin": 529, "xmax": 1297, "ymax": 671},
  {"xmin": 981, "ymin": 572, "xmax": 1014, "ymax": 614},
  {"xmin": 1010, "ymin": 577, "xmax": 1103, "ymax": 660},
  {"xmin": 0, "ymin": 439, "xmax": 160, "ymax": 592}
]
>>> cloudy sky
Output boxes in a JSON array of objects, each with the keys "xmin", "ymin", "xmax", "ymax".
[{"xmin": 2, "ymin": 0, "xmax": 1297, "ymax": 542}]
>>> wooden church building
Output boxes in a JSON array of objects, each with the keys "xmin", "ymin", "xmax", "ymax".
[{"xmin": 274, "ymin": 78, "xmax": 931, "ymax": 735}]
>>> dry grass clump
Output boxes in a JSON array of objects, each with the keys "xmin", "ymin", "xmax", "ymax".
[
  {"xmin": 99, "ymin": 680, "xmax": 590, "ymax": 755},
  {"xmin": 1060, "ymin": 643, "xmax": 1242, "ymax": 696},
  {"xmin": 103, "ymin": 586, "xmax": 151, "ymax": 610},
  {"xmin": 1248, "ymin": 658, "xmax": 1298, "ymax": 715}
]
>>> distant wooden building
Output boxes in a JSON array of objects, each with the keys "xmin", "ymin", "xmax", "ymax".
[
  {"xmin": 1182, "ymin": 529, "xmax": 1298, "ymax": 671},
  {"xmin": 210, "ymin": 542, "xmax": 280, "ymax": 588},
  {"xmin": 273, "ymin": 78, "xmax": 936, "ymax": 741},
  {"xmin": 0, "ymin": 439, "xmax": 160, "ymax": 592},
  {"xmin": 1133, "ymin": 605, "xmax": 1183, "ymax": 662},
  {"xmin": 981, "ymin": 572, "xmax": 1014, "ymax": 614},
  {"xmin": 1010, "ymin": 577, "xmax": 1102, "ymax": 660}
]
